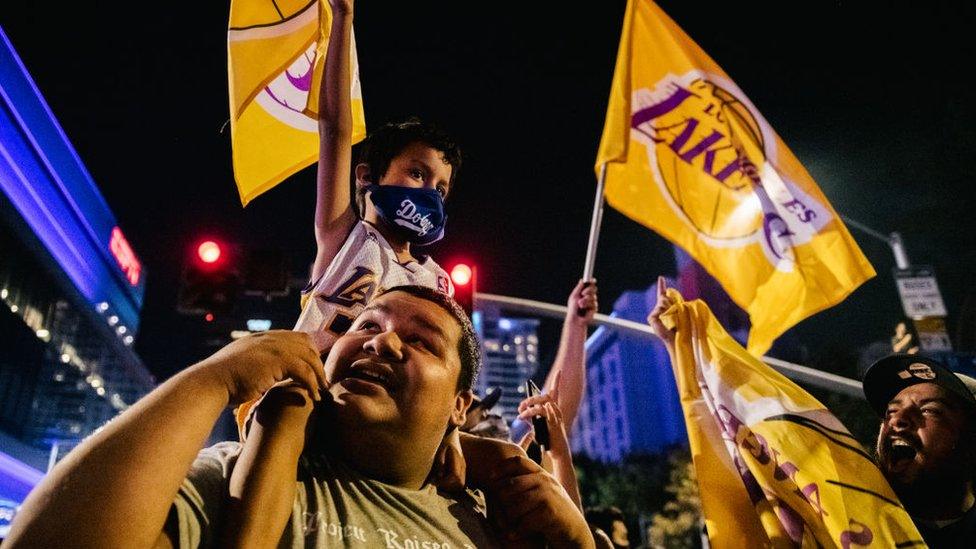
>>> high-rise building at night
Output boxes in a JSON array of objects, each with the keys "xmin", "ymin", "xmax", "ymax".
[
  {"xmin": 0, "ymin": 27, "xmax": 155, "ymax": 516},
  {"xmin": 571, "ymin": 284, "xmax": 686, "ymax": 462},
  {"xmin": 473, "ymin": 312, "xmax": 540, "ymax": 424}
]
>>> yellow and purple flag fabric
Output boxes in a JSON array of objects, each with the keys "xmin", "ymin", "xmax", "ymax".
[
  {"xmin": 596, "ymin": 0, "xmax": 875, "ymax": 355},
  {"xmin": 659, "ymin": 288, "xmax": 923, "ymax": 548},
  {"xmin": 228, "ymin": 0, "xmax": 366, "ymax": 206}
]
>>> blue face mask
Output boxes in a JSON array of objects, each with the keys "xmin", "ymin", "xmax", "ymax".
[{"xmin": 366, "ymin": 184, "xmax": 447, "ymax": 246}]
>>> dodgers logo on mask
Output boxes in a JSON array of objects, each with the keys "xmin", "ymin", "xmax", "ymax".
[
  {"xmin": 366, "ymin": 184, "xmax": 446, "ymax": 246},
  {"xmin": 395, "ymin": 199, "xmax": 435, "ymax": 236}
]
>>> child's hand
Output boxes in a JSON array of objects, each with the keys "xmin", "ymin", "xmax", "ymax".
[
  {"xmin": 428, "ymin": 429, "xmax": 466, "ymax": 492},
  {"xmin": 486, "ymin": 455, "xmax": 593, "ymax": 547},
  {"xmin": 329, "ymin": 0, "xmax": 353, "ymax": 16},
  {"xmin": 191, "ymin": 330, "xmax": 327, "ymax": 406},
  {"xmin": 457, "ymin": 433, "xmax": 526, "ymax": 489}
]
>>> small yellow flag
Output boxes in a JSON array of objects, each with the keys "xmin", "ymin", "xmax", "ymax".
[
  {"xmin": 596, "ymin": 0, "xmax": 875, "ymax": 355},
  {"xmin": 228, "ymin": 0, "xmax": 366, "ymax": 206},
  {"xmin": 660, "ymin": 288, "xmax": 923, "ymax": 548}
]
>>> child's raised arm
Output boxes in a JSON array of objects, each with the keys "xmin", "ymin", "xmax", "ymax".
[{"xmin": 312, "ymin": 0, "xmax": 358, "ymax": 282}]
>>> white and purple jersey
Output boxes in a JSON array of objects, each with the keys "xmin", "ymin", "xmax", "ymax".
[{"xmin": 295, "ymin": 221, "xmax": 453, "ymax": 351}]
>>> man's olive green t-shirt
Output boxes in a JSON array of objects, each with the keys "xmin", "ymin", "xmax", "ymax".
[{"xmin": 166, "ymin": 442, "xmax": 500, "ymax": 548}]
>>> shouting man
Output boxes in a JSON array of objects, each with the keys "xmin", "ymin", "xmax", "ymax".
[{"xmin": 863, "ymin": 354, "xmax": 976, "ymax": 547}]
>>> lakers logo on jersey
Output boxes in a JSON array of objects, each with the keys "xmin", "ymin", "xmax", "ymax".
[
  {"xmin": 316, "ymin": 266, "xmax": 376, "ymax": 335},
  {"xmin": 322, "ymin": 266, "xmax": 377, "ymax": 308}
]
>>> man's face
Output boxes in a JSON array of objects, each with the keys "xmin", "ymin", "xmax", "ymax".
[
  {"xmin": 324, "ymin": 291, "xmax": 470, "ymax": 442},
  {"xmin": 876, "ymin": 382, "xmax": 971, "ymax": 486}
]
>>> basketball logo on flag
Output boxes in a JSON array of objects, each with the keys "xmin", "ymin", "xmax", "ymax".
[
  {"xmin": 254, "ymin": 43, "xmax": 319, "ymax": 132},
  {"xmin": 228, "ymin": 0, "xmax": 365, "ymax": 205},
  {"xmin": 253, "ymin": 30, "xmax": 362, "ymax": 133},
  {"xmin": 596, "ymin": 0, "xmax": 876, "ymax": 357},
  {"xmin": 630, "ymin": 72, "xmax": 831, "ymax": 272}
]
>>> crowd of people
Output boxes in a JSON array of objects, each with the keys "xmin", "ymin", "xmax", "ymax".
[{"xmin": 5, "ymin": 0, "xmax": 975, "ymax": 546}]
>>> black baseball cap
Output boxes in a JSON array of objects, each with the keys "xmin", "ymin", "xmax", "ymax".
[
  {"xmin": 470, "ymin": 387, "xmax": 502, "ymax": 412},
  {"xmin": 862, "ymin": 354, "xmax": 976, "ymax": 417}
]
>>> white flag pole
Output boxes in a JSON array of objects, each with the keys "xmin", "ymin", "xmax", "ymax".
[{"xmin": 582, "ymin": 163, "xmax": 609, "ymax": 282}]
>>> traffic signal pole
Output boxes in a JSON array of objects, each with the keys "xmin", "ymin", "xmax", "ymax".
[{"xmin": 475, "ymin": 291, "xmax": 864, "ymax": 399}]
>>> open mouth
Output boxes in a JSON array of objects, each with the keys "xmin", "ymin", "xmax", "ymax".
[
  {"xmin": 338, "ymin": 360, "xmax": 397, "ymax": 394},
  {"xmin": 887, "ymin": 438, "xmax": 918, "ymax": 463}
]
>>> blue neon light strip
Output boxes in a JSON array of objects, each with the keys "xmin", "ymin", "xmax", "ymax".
[
  {"xmin": 0, "ymin": 26, "xmax": 144, "ymax": 330},
  {"xmin": 0, "ymin": 450, "xmax": 43, "ymax": 504}
]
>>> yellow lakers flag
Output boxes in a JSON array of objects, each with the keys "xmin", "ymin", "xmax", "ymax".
[
  {"xmin": 597, "ymin": 0, "xmax": 875, "ymax": 355},
  {"xmin": 659, "ymin": 287, "xmax": 923, "ymax": 548},
  {"xmin": 228, "ymin": 0, "xmax": 366, "ymax": 206}
]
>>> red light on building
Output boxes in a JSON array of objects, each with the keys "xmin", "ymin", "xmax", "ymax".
[
  {"xmin": 205, "ymin": 312, "xmax": 214, "ymax": 322},
  {"xmin": 197, "ymin": 241, "xmax": 222, "ymax": 265},
  {"xmin": 451, "ymin": 264, "xmax": 472, "ymax": 286},
  {"xmin": 109, "ymin": 227, "xmax": 142, "ymax": 286}
]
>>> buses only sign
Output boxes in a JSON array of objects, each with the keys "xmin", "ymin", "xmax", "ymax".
[{"xmin": 894, "ymin": 266, "xmax": 947, "ymax": 318}]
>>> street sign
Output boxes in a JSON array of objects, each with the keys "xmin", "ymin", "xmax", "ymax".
[{"xmin": 893, "ymin": 266, "xmax": 947, "ymax": 318}]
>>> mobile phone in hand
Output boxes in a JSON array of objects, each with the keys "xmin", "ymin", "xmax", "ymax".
[
  {"xmin": 524, "ymin": 380, "xmax": 550, "ymax": 451},
  {"xmin": 526, "ymin": 439, "xmax": 543, "ymax": 465}
]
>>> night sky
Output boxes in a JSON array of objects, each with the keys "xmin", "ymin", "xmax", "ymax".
[{"xmin": 3, "ymin": 2, "xmax": 974, "ymax": 381}]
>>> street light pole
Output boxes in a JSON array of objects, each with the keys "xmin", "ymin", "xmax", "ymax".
[
  {"xmin": 842, "ymin": 215, "xmax": 953, "ymax": 351},
  {"xmin": 888, "ymin": 232, "xmax": 911, "ymax": 270},
  {"xmin": 840, "ymin": 215, "xmax": 910, "ymax": 269}
]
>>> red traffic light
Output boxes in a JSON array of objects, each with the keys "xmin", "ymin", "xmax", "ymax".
[
  {"xmin": 451, "ymin": 264, "xmax": 473, "ymax": 286},
  {"xmin": 198, "ymin": 241, "xmax": 222, "ymax": 264},
  {"xmin": 178, "ymin": 238, "xmax": 240, "ymax": 316},
  {"xmin": 448, "ymin": 262, "xmax": 476, "ymax": 316}
]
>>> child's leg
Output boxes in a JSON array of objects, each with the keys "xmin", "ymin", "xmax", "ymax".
[{"xmin": 222, "ymin": 383, "xmax": 316, "ymax": 547}]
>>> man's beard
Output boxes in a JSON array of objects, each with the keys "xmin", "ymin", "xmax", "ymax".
[{"xmin": 884, "ymin": 459, "xmax": 968, "ymax": 513}]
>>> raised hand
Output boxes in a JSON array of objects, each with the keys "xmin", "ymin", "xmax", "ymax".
[
  {"xmin": 647, "ymin": 276, "xmax": 676, "ymax": 348},
  {"xmin": 517, "ymin": 381, "xmax": 583, "ymax": 511},
  {"xmin": 517, "ymin": 387, "xmax": 570, "ymax": 457},
  {"xmin": 569, "ymin": 279, "xmax": 599, "ymax": 325},
  {"xmin": 329, "ymin": 0, "xmax": 353, "ymax": 16}
]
